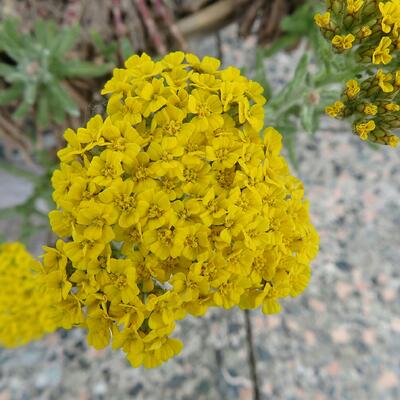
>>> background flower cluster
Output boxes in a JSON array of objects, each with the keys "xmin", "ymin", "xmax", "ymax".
[
  {"xmin": 316, "ymin": 0, "xmax": 400, "ymax": 147},
  {"xmin": 0, "ymin": 242, "xmax": 57, "ymax": 348}
]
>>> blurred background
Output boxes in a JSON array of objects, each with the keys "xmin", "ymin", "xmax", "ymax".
[{"xmin": 0, "ymin": 0, "xmax": 399, "ymax": 399}]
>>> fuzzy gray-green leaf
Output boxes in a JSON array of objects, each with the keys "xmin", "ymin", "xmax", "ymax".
[
  {"xmin": 0, "ymin": 84, "xmax": 23, "ymax": 105},
  {"xmin": 61, "ymin": 61, "xmax": 112, "ymax": 78}
]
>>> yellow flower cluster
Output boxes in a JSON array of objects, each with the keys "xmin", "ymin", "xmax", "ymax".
[
  {"xmin": 0, "ymin": 242, "xmax": 57, "ymax": 348},
  {"xmin": 316, "ymin": 0, "xmax": 400, "ymax": 146},
  {"xmin": 40, "ymin": 52, "xmax": 319, "ymax": 368}
]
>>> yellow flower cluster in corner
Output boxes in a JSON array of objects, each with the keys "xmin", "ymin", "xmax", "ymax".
[
  {"xmin": 315, "ymin": 0, "xmax": 400, "ymax": 147},
  {"xmin": 40, "ymin": 52, "xmax": 319, "ymax": 368},
  {"xmin": 0, "ymin": 242, "xmax": 57, "ymax": 348}
]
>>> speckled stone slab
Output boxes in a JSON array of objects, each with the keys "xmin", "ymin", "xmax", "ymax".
[{"xmin": 1, "ymin": 22, "xmax": 399, "ymax": 400}]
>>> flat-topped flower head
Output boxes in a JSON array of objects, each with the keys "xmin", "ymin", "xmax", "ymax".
[{"xmin": 40, "ymin": 52, "xmax": 319, "ymax": 368}]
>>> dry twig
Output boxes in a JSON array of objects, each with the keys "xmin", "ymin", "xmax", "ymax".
[
  {"xmin": 136, "ymin": 0, "xmax": 167, "ymax": 54},
  {"xmin": 176, "ymin": 0, "xmax": 236, "ymax": 37}
]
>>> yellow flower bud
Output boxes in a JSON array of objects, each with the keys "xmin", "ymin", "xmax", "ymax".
[
  {"xmin": 376, "ymin": 69, "xmax": 394, "ymax": 92},
  {"xmin": 359, "ymin": 26, "xmax": 372, "ymax": 38},
  {"xmin": 346, "ymin": 79, "xmax": 360, "ymax": 98},
  {"xmin": 364, "ymin": 103, "xmax": 378, "ymax": 115},
  {"xmin": 355, "ymin": 120, "xmax": 376, "ymax": 140},
  {"xmin": 332, "ymin": 34, "xmax": 356, "ymax": 49},
  {"xmin": 372, "ymin": 37, "xmax": 393, "ymax": 64},
  {"xmin": 388, "ymin": 135, "xmax": 399, "ymax": 147},
  {"xmin": 325, "ymin": 101, "xmax": 345, "ymax": 117},
  {"xmin": 385, "ymin": 103, "xmax": 400, "ymax": 111},
  {"xmin": 347, "ymin": 0, "xmax": 364, "ymax": 14},
  {"xmin": 314, "ymin": 12, "xmax": 331, "ymax": 28}
]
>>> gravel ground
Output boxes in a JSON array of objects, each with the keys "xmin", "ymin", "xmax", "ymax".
[{"xmin": 0, "ymin": 23, "xmax": 400, "ymax": 400}]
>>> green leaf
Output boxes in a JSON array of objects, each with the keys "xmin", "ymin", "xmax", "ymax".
[
  {"xmin": 0, "ymin": 159, "xmax": 40, "ymax": 180},
  {"xmin": 52, "ymin": 25, "xmax": 80, "ymax": 57},
  {"xmin": 0, "ymin": 83, "xmax": 23, "ymax": 105},
  {"xmin": 319, "ymin": 89, "xmax": 341, "ymax": 105},
  {"xmin": 90, "ymin": 31, "xmax": 117, "ymax": 63},
  {"xmin": 61, "ymin": 61, "xmax": 112, "ymax": 78},
  {"xmin": 367, "ymin": 141, "xmax": 380, "ymax": 150},
  {"xmin": 48, "ymin": 94, "xmax": 66, "ymax": 124},
  {"xmin": 48, "ymin": 81, "xmax": 79, "ymax": 117},
  {"xmin": 33, "ymin": 19, "xmax": 48, "ymax": 46},
  {"xmin": 2, "ymin": 69, "xmax": 27, "ymax": 84},
  {"xmin": 255, "ymin": 49, "xmax": 271, "ymax": 97},
  {"xmin": 263, "ymin": 35, "xmax": 299, "ymax": 58},
  {"xmin": 43, "ymin": 20, "xmax": 58, "ymax": 49},
  {"xmin": 36, "ymin": 92, "xmax": 50, "ymax": 128},
  {"xmin": 0, "ymin": 20, "xmax": 25, "ymax": 61},
  {"xmin": 300, "ymin": 104, "xmax": 319, "ymax": 135},
  {"xmin": 120, "ymin": 37, "xmax": 134, "ymax": 61},
  {"xmin": 12, "ymin": 99, "xmax": 31, "ymax": 119},
  {"xmin": 282, "ymin": 128, "xmax": 299, "ymax": 171},
  {"xmin": 281, "ymin": 4, "xmax": 315, "ymax": 35},
  {"xmin": 24, "ymin": 82, "xmax": 38, "ymax": 105},
  {"xmin": 2, "ymin": 18, "xmax": 22, "ymax": 43},
  {"xmin": 288, "ymin": 53, "xmax": 309, "ymax": 92},
  {"xmin": 269, "ymin": 53, "xmax": 310, "ymax": 108},
  {"xmin": 90, "ymin": 31, "xmax": 106, "ymax": 52},
  {"xmin": 0, "ymin": 62, "xmax": 15, "ymax": 78}
]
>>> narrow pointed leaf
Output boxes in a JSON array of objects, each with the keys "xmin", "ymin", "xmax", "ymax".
[
  {"xmin": 36, "ymin": 91, "xmax": 50, "ymax": 128},
  {"xmin": 48, "ymin": 81, "xmax": 79, "ymax": 116},
  {"xmin": 0, "ymin": 62, "xmax": 16, "ymax": 78},
  {"xmin": 61, "ymin": 61, "xmax": 112, "ymax": 78},
  {"xmin": 52, "ymin": 25, "xmax": 80, "ymax": 57},
  {"xmin": 0, "ymin": 83, "xmax": 23, "ymax": 105},
  {"xmin": 12, "ymin": 99, "xmax": 31, "ymax": 119}
]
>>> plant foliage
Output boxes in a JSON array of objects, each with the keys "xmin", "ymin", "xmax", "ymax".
[{"xmin": 0, "ymin": 18, "xmax": 112, "ymax": 129}]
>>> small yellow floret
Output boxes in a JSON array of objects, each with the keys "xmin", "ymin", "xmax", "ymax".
[
  {"xmin": 325, "ymin": 101, "xmax": 345, "ymax": 117},
  {"xmin": 372, "ymin": 37, "xmax": 393, "ymax": 64},
  {"xmin": 376, "ymin": 69, "xmax": 394, "ymax": 92},
  {"xmin": 347, "ymin": 0, "xmax": 364, "ymax": 14},
  {"xmin": 332, "ymin": 34, "xmax": 355, "ymax": 50},
  {"xmin": 314, "ymin": 12, "xmax": 331, "ymax": 28},
  {"xmin": 355, "ymin": 120, "xmax": 376, "ymax": 140},
  {"xmin": 346, "ymin": 79, "xmax": 360, "ymax": 99},
  {"xmin": 364, "ymin": 104, "xmax": 378, "ymax": 115}
]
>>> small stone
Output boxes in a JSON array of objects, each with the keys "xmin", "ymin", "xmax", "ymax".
[
  {"xmin": 286, "ymin": 319, "xmax": 300, "ymax": 332},
  {"xmin": 308, "ymin": 298, "xmax": 326, "ymax": 313},
  {"xmin": 335, "ymin": 260, "xmax": 352, "ymax": 271},
  {"xmin": 239, "ymin": 387, "xmax": 253, "ymax": 400},
  {"xmin": 331, "ymin": 326, "xmax": 351, "ymax": 344},
  {"xmin": 377, "ymin": 370, "xmax": 398, "ymax": 389},
  {"xmin": 93, "ymin": 381, "xmax": 107, "ymax": 396},
  {"xmin": 128, "ymin": 383, "xmax": 143, "ymax": 396},
  {"xmin": 382, "ymin": 288, "xmax": 396, "ymax": 302},
  {"xmin": 266, "ymin": 315, "xmax": 281, "ymax": 329},
  {"xmin": 262, "ymin": 382, "xmax": 273, "ymax": 396},
  {"xmin": 390, "ymin": 318, "xmax": 400, "ymax": 333},
  {"xmin": 35, "ymin": 367, "xmax": 62, "ymax": 389},
  {"xmin": 336, "ymin": 281, "xmax": 353, "ymax": 299},
  {"xmin": 304, "ymin": 330, "xmax": 316, "ymax": 346},
  {"xmin": 326, "ymin": 361, "xmax": 340, "ymax": 376},
  {"xmin": 78, "ymin": 389, "xmax": 89, "ymax": 400},
  {"xmin": 362, "ymin": 329, "xmax": 376, "ymax": 345},
  {"xmin": 377, "ymin": 273, "xmax": 390, "ymax": 285},
  {"xmin": 254, "ymin": 316, "xmax": 264, "ymax": 330}
]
